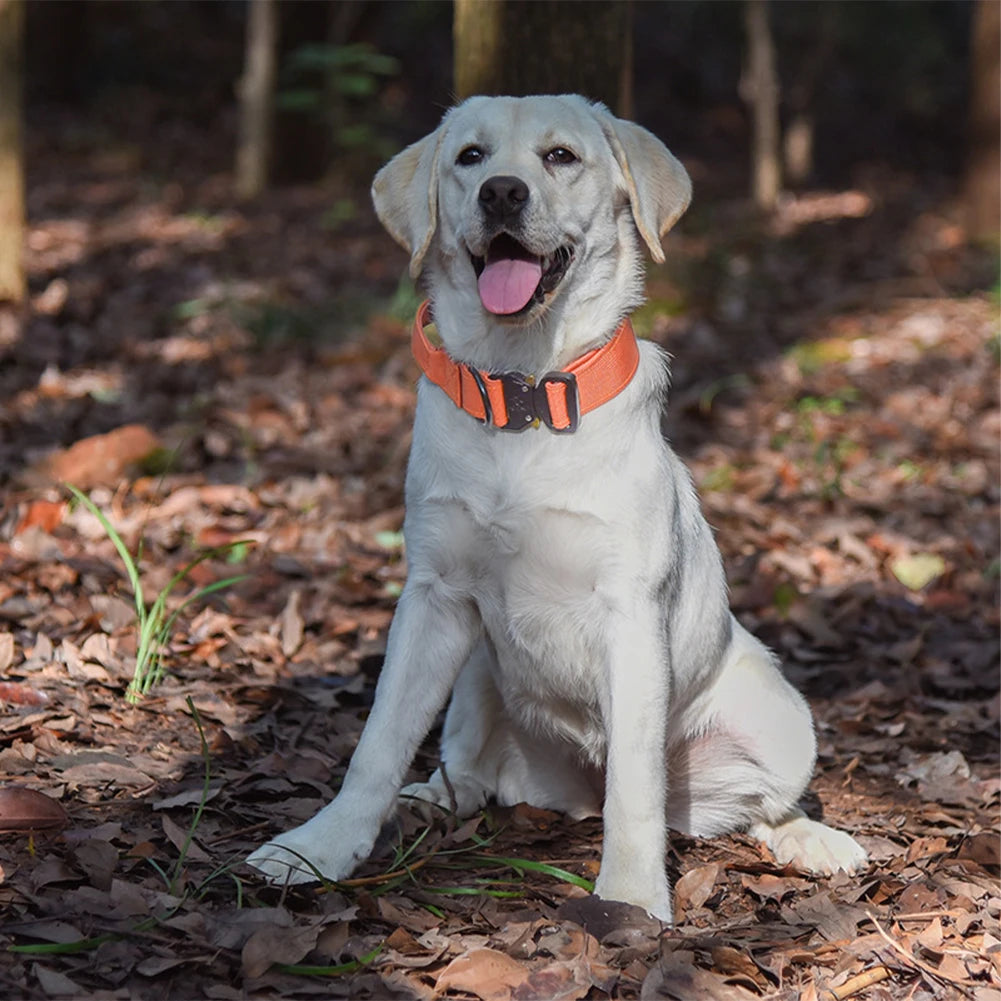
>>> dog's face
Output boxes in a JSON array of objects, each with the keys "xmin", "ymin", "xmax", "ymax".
[{"xmin": 373, "ymin": 95, "xmax": 691, "ymax": 358}]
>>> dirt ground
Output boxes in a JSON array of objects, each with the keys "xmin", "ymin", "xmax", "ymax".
[{"xmin": 0, "ymin": 104, "xmax": 998, "ymax": 1000}]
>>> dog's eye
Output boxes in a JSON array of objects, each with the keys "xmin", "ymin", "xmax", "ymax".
[
  {"xmin": 544, "ymin": 147, "xmax": 578, "ymax": 165},
  {"xmin": 456, "ymin": 146, "xmax": 485, "ymax": 167}
]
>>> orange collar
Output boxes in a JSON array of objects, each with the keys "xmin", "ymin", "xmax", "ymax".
[{"xmin": 410, "ymin": 301, "xmax": 640, "ymax": 433}]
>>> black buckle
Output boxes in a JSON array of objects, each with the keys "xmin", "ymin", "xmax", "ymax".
[
  {"xmin": 465, "ymin": 366, "xmax": 580, "ymax": 433},
  {"xmin": 474, "ymin": 370, "xmax": 578, "ymax": 433}
]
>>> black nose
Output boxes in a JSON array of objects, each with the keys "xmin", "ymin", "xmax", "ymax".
[{"xmin": 478, "ymin": 175, "xmax": 529, "ymax": 221}]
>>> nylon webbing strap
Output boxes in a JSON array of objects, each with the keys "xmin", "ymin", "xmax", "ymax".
[{"xmin": 411, "ymin": 301, "xmax": 639, "ymax": 433}]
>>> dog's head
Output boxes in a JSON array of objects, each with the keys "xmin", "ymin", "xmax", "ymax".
[{"xmin": 372, "ymin": 95, "xmax": 690, "ymax": 357}]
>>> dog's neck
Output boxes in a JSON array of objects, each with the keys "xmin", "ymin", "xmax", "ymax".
[
  {"xmin": 412, "ymin": 301, "xmax": 640, "ymax": 434},
  {"xmin": 427, "ymin": 292, "xmax": 637, "ymax": 376}
]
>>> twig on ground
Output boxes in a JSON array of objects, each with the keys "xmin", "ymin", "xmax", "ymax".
[{"xmin": 819, "ymin": 965, "xmax": 892, "ymax": 1001}]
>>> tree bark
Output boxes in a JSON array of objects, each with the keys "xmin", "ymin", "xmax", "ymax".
[
  {"xmin": 964, "ymin": 0, "xmax": 1000, "ymax": 241},
  {"xmin": 453, "ymin": 0, "xmax": 632, "ymax": 116},
  {"xmin": 743, "ymin": 0, "xmax": 781, "ymax": 211},
  {"xmin": 235, "ymin": 0, "xmax": 279, "ymax": 200},
  {"xmin": 0, "ymin": 0, "xmax": 25, "ymax": 305}
]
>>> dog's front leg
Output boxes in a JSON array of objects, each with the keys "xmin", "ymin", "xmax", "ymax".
[
  {"xmin": 247, "ymin": 584, "xmax": 480, "ymax": 884},
  {"xmin": 593, "ymin": 605, "xmax": 672, "ymax": 923}
]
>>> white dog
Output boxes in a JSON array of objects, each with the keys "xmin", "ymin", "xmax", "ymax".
[{"xmin": 247, "ymin": 95, "xmax": 867, "ymax": 922}]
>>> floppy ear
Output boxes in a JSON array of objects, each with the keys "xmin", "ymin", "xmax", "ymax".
[
  {"xmin": 371, "ymin": 127, "xmax": 445, "ymax": 279},
  {"xmin": 598, "ymin": 110, "xmax": 692, "ymax": 264}
]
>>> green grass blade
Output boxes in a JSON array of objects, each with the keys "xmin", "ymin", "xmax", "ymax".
[
  {"xmin": 9, "ymin": 933, "xmax": 117, "ymax": 955},
  {"xmin": 277, "ymin": 944, "xmax": 383, "ymax": 977},
  {"xmin": 471, "ymin": 853, "xmax": 594, "ymax": 892},
  {"xmin": 65, "ymin": 485, "xmax": 145, "ymax": 617}
]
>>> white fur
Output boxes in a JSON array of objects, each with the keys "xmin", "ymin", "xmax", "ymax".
[{"xmin": 247, "ymin": 95, "xmax": 867, "ymax": 922}]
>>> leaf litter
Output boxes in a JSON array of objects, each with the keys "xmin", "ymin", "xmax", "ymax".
[{"xmin": 0, "ymin": 113, "xmax": 997, "ymax": 1001}]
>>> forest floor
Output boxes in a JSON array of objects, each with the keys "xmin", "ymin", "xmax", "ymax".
[{"xmin": 0, "ymin": 106, "xmax": 998, "ymax": 1001}]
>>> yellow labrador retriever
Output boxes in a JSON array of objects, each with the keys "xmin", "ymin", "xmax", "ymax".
[{"xmin": 248, "ymin": 95, "xmax": 867, "ymax": 922}]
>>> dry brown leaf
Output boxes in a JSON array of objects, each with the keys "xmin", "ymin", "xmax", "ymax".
[
  {"xmin": 436, "ymin": 947, "xmax": 530, "ymax": 1001},
  {"xmin": 641, "ymin": 952, "xmax": 758, "ymax": 1000},
  {"xmin": 783, "ymin": 892, "xmax": 867, "ymax": 943},
  {"xmin": 516, "ymin": 953, "xmax": 593, "ymax": 1001},
  {"xmin": 32, "ymin": 963, "xmax": 83, "ymax": 998},
  {"xmin": 0, "ymin": 633, "xmax": 16, "ymax": 673},
  {"xmin": 0, "ymin": 787, "xmax": 68, "ymax": 831},
  {"xmin": 241, "ymin": 921, "xmax": 323, "ymax": 979},
  {"xmin": 72, "ymin": 838, "xmax": 118, "ymax": 891},
  {"xmin": 740, "ymin": 871, "xmax": 810, "ymax": 902},
  {"xmin": 710, "ymin": 945, "xmax": 773, "ymax": 992},
  {"xmin": 675, "ymin": 862, "xmax": 720, "ymax": 913},
  {"xmin": 15, "ymin": 500, "xmax": 67, "ymax": 535},
  {"xmin": 280, "ymin": 589, "xmax": 304, "ymax": 657},
  {"xmin": 36, "ymin": 424, "xmax": 162, "ymax": 488},
  {"xmin": 161, "ymin": 814, "xmax": 211, "ymax": 862},
  {"xmin": 0, "ymin": 681, "xmax": 50, "ymax": 707}
]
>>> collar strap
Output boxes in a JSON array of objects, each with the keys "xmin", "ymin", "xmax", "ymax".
[{"xmin": 410, "ymin": 301, "xmax": 640, "ymax": 433}]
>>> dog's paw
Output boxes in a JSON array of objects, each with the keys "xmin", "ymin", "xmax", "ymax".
[
  {"xmin": 750, "ymin": 813, "xmax": 868, "ymax": 876},
  {"xmin": 399, "ymin": 770, "xmax": 487, "ymax": 819},
  {"xmin": 593, "ymin": 872, "xmax": 673, "ymax": 925},
  {"xmin": 246, "ymin": 818, "xmax": 368, "ymax": 885},
  {"xmin": 399, "ymin": 779, "xmax": 453, "ymax": 821}
]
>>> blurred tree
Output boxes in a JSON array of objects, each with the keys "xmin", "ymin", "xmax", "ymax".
[
  {"xmin": 235, "ymin": 0, "xmax": 279, "ymax": 199},
  {"xmin": 780, "ymin": 4, "xmax": 838, "ymax": 186},
  {"xmin": 0, "ymin": 0, "xmax": 24, "ymax": 311},
  {"xmin": 453, "ymin": 0, "xmax": 633, "ymax": 116},
  {"xmin": 964, "ymin": 0, "xmax": 1000, "ymax": 241},
  {"xmin": 742, "ymin": 0, "xmax": 780, "ymax": 210}
]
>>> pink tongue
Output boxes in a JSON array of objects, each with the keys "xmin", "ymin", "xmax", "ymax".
[{"xmin": 477, "ymin": 257, "xmax": 543, "ymax": 315}]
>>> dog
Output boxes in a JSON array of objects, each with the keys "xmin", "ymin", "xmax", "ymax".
[{"xmin": 247, "ymin": 94, "xmax": 867, "ymax": 922}]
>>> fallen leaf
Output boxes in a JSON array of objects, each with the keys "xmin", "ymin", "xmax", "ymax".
[
  {"xmin": 15, "ymin": 500, "xmax": 66, "ymax": 535},
  {"xmin": 280, "ymin": 589, "xmax": 304, "ymax": 657},
  {"xmin": 890, "ymin": 552, "xmax": 946, "ymax": 590},
  {"xmin": 436, "ymin": 947, "xmax": 530, "ymax": 1001},
  {"xmin": 37, "ymin": 424, "xmax": 162, "ymax": 488},
  {"xmin": 161, "ymin": 814, "xmax": 211, "ymax": 862},
  {"xmin": 675, "ymin": 862, "xmax": 720, "ymax": 913},
  {"xmin": 72, "ymin": 838, "xmax": 118, "ymax": 891},
  {"xmin": 241, "ymin": 921, "xmax": 324, "ymax": 979},
  {"xmin": 0, "ymin": 787, "xmax": 68, "ymax": 831},
  {"xmin": 0, "ymin": 632, "xmax": 13, "ymax": 672},
  {"xmin": 33, "ymin": 963, "xmax": 83, "ymax": 998},
  {"xmin": 516, "ymin": 953, "xmax": 593, "ymax": 1001},
  {"xmin": 0, "ymin": 681, "xmax": 50, "ymax": 707}
]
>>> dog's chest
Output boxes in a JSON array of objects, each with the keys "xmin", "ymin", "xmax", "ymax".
[{"xmin": 459, "ymin": 494, "xmax": 617, "ymax": 693}]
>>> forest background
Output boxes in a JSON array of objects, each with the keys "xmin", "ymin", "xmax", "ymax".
[{"xmin": 0, "ymin": 2, "xmax": 998, "ymax": 1000}]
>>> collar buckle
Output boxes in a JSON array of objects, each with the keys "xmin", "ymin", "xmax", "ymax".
[{"xmin": 491, "ymin": 371, "xmax": 579, "ymax": 433}]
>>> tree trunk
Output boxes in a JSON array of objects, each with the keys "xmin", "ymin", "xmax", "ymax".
[
  {"xmin": 453, "ymin": 0, "xmax": 632, "ymax": 116},
  {"xmin": 0, "ymin": 0, "xmax": 25, "ymax": 306},
  {"xmin": 235, "ymin": 0, "xmax": 279, "ymax": 200},
  {"xmin": 742, "ymin": 0, "xmax": 781, "ymax": 211},
  {"xmin": 964, "ymin": 0, "xmax": 1000, "ymax": 241}
]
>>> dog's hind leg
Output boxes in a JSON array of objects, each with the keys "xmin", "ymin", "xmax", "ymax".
[
  {"xmin": 401, "ymin": 640, "xmax": 603, "ymax": 820},
  {"xmin": 667, "ymin": 619, "xmax": 868, "ymax": 875}
]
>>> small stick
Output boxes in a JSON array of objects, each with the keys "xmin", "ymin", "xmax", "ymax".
[
  {"xmin": 321, "ymin": 852, "xmax": 434, "ymax": 889},
  {"xmin": 890, "ymin": 910, "xmax": 961, "ymax": 922},
  {"xmin": 819, "ymin": 965, "xmax": 892, "ymax": 1001}
]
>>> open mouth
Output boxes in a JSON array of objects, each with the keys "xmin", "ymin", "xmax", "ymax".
[{"xmin": 471, "ymin": 234, "xmax": 574, "ymax": 316}]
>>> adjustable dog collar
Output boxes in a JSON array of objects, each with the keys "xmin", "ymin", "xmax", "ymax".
[{"xmin": 410, "ymin": 301, "xmax": 640, "ymax": 433}]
